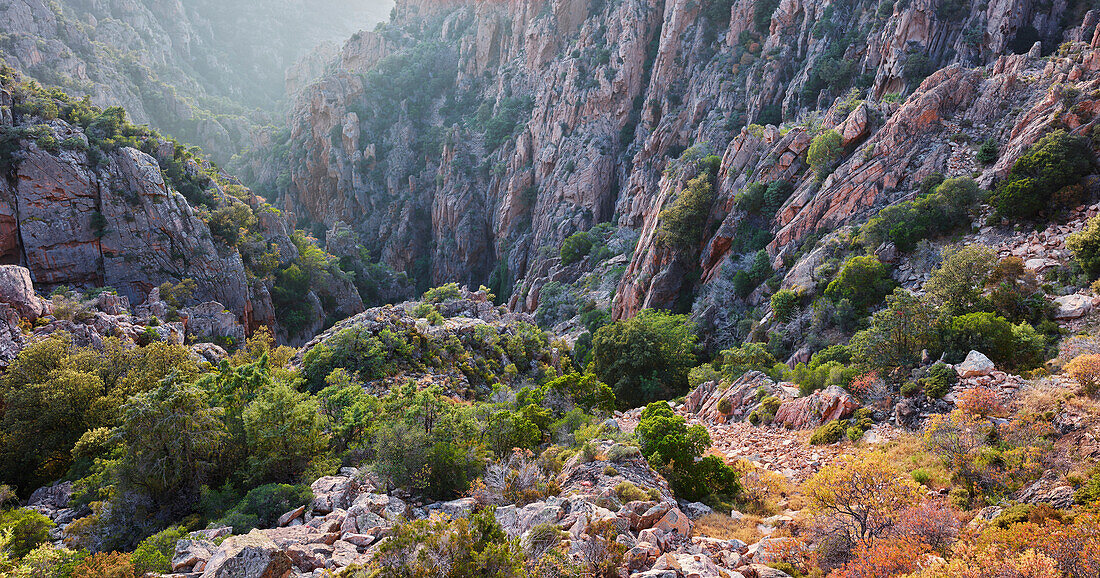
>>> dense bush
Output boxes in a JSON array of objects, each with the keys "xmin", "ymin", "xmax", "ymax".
[
  {"xmin": 861, "ymin": 178, "xmax": 980, "ymax": 252},
  {"xmin": 560, "ymin": 231, "xmax": 595, "ymax": 265},
  {"xmin": 591, "ymin": 310, "xmax": 697, "ymax": 409},
  {"xmin": 807, "ymin": 130, "xmax": 843, "ymax": 177},
  {"xmin": 423, "ymin": 283, "xmax": 462, "ymax": 303},
  {"xmin": 1068, "ymin": 215, "xmax": 1100, "ymax": 279},
  {"xmin": 770, "ymin": 289, "xmax": 800, "ymax": 323},
  {"xmin": 810, "ymin": 420, "xmax": 847, "ymax": 445},
  {"xmin": 0, "ymin": 508, "xmax": 53, "ymax": 559},
  {"xmin": 825, "ymin": 255, "xmax": 895, "ymax": 311},
  {"xmin": 851, "ymin": 290, "xmax": 942, "ymax": 372},
  {"xmin": 976, "ymin": 138, "xmax": 999, "ymax": 164},
  {"xmin": 946, "ymin": 312, "xmax": 1045, "ymax": 370},
  {"xmin": 636, "ymin": 402, "xmax": 740, "ymax": 501},
  {"xmin": 131, "ymin": 526, "xmax": 186, "ymax": 575},
  {"xmin": 216, "ymin": 484, "xmax": 313, "ymax": 534},
  {"xmin": 990, "ymin": 130, "xmax": 1093, "ymax": 220},
  {"xmin": 657, "ymin": 174, "xmax": 714, "ymax": 252},
  {"xmin": 300, "ymin": 325, "xmax": 387, "ymax": 392},
  {"xmin": 924, "ymin": 244, "xmax": 998, "ymax": 315},
  {"xmin": 921, "ymin": 362, "xmax": 956, "ymax": 398}
]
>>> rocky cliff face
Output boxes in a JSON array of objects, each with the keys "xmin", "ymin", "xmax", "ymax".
[
  {"xmin": 259, "ymin": 0, "xmax": 1089, "ymax": 326},
  {"xmin": 0, "ymin": 0, "xmax": 392, "ymax": 163},
  {"xmin": 0, "ymin": 69, "xmax": 368, "ymax": 342}
]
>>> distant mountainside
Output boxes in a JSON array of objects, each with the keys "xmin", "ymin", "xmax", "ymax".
[{"xmin": 0, "ymin": 0, "xmax": 393, "ymax": 162}]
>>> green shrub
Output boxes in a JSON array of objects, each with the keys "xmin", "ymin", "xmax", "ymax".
[
  {"xmin": 1069, "ymin": 215, "xmax": 1100, "ymax": 279},
  {"xmin": 921, "ymin": 362, "xmax": 956, "ymax": 398},
  {"xmin": 717, "ymin": 396, "xmax": 733, "ymax": 415},
  {"xmin": 132, "ymin": 526, "xmax": 187, "ymax": 575},
  {"xmin": 614, "ymin": 481, "xmax": 649, "ymax": 503},
  {"xmin": 947, "ymin": 312, "xmax": 1046, "ymax": 370},
  {"xmin": 591, "ymin": 310, "xmax": 697, "ymax": 409},
  {"xmin": 636, "ymin": 402, "xmax": 740, "ymax": 501},
  {"xmin": 861, "ymin": 177, "xmax": 980, "ymax": 252},
  {"xmin": 1076, "ymin": 464, "xmax": 1100, "ymax": 506},
  {"xmin": 560, "ymin": 231, "xmax": 595, "ymax": 265},
  {"xmin": 900, "ymin": 381, "xmax": 921, "ymax": 397},
  {"xmin": 991, "ymin": 130, "xmax": 1093, "ymax": 220},
  {"xmin": 719, "ymin": 342, "xmax": 777, "ymax": 381},
  {"xmin": 657, "ymin": 174, "xmax": 714, "ymax": 252},
  {"xmin": 423, "ymin": 283, "xmax": 462, "ymax": 303},
  {"xmin": 217, "ymin": 484, "xmax": 313, "ymax": 534},
  {"xmin": 735, "ymin": 182, "xmax": 768, "ymax": 214},
  {"xmin": 807, "ymin": 130, "xmax": 843, "ymax": 177},
  {"xmin": 300, "ymin": 326, "xmax": 387, "ymax": 392},
  {"xmin": 763, "ymin": 180, "xmax": 794, "ymax": 214},
  {"xmin": 770, "ymin": 289, "xmax": 800, "ymax": 323},
  {"xmin": 810, "ymin": 420, "xmax": 847, "ymax": 445},
  {"xmin": 688, "ymin": 364, "xmax": 720, "ymax": 388},
  {"xmin": 976, "ymin": 138, "xmax": 999, "ymax": 164},
  {"xmin": 824, "ymin": 255, "xmax": 895, "ymax": 310},
  {"xmin": 0, "ymin": 508, "xmax": 54, "ymax": 559}
]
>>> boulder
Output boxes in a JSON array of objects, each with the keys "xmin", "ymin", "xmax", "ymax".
[
  {"xmin": 276, "ymin": 505, "xmax": 306, "ymax": 527},
  {"xmin": 654, "ymin": 507, "xmax": 692, "ymax": 536},
  {"xmin": 200, "ymin": 530, "xmax": 293, "ymax": 578},
  {"xmin": 310, "ymin": 476, "xmax": 359, "ymax": 514},
  {"xmin": 638, "ymin": 502, "xmax": 672, "ymax": 529},
  {"xmin": 955, "ymin": 351, "xmax": 995, "ymax": 378},
  {"xmin": 1015, "ymin": 470, "xmax": 1076, "ymax": 509},
  {"xmin": 773, "ymin": 386, "xmax": 860, "ymax": 429},
  {"xmin": 745, "ymin": 564, "xmax": 793, "ymax": 578},
  {"xmin": 0, "ymin": 265, "xmax": 45, "ymax": 319},
  {"xmin": 427, "ymin": 497, "xmax": 478, "ymax": 519},
  {"xmin": 172, "ymin": 539, "xmax": 217, "ymax": 573},
  {"xmin": 182, "ymin": 302, "xmax": 247, "ymax": 344},
  {"xmin": 679, "ymin": 501, "xmax": 714, "ymax": 520},
  {"xmin": 1054, "ymin": 294, "xmax": 1094, "ymax": 320}
]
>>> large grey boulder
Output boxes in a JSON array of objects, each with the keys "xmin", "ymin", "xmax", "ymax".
[
  {"xmin": 955, "ymin": 351, "xmax": 995, "ymax": 378},
  {"xmin": 199, "ymin": 530, "xmax": 293, "ymax": 578}
]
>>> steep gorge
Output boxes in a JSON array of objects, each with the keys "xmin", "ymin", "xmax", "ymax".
[{"xmin": 252, "ymin": 0, "xmax": 1088, "ymax": 336}]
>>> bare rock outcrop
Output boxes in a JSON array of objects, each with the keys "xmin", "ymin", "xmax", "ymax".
[{"xmin": 772, "ymin": 386, "xmax": 860, "ymax": 430}]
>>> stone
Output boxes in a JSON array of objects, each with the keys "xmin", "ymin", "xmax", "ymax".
[
  {"xmin": 277, "ymin": 505, "xmax": 306, "ymax": 527},
  {"xmin": 654, "ymin": 507, "xmax": 692, "ymax": 536},
  {"xmin": 773, "ymin": 386, "xmax": 860, "ymax": 429},
  {"xmin": 172, "ymin": 539, "xmax": 217, "ymax": 572},
  {"xmin": 637, "ymin": 502, "xmax": 672, "ymax": 529},
  {"xmin": 200, "ymin": 530, "xmax": 293, "ymax": 578},
  {"xmin": 1054, "ymin": 294, "xmax": 1093, "ymax": 319},
  {"xmin": 427, "ymin": 497, "xmax": 477, "ymax": 519},
  {"xmin": 0, "ymin": 265, "xmax": 45, "ymax": 319},
  {"xmin": 310, "ymin": 476, "xmax": 359, "ymax": 514},
  {"xmin": 679, "ymin": 501, "xmax": 714, "ymax": 520},
  {"xmin": 1015, "ymin": 470, "xmax": 1076, "ymax": 509},
  {"xmin": 745, "ymin": 564, "xmax": 793, "ymax": 578},
  {"xmin": 955, "ymin": 351, "xmax": 995, "ymax": 378}
]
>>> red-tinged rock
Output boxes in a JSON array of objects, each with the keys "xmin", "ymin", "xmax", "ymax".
[
  {"xmin": 654, "ymin": 507, "xmax": 692, "ymax": 536},
  {"xmin": 773, "ymin": 386, "xmax": 860, "ymax": 430}
]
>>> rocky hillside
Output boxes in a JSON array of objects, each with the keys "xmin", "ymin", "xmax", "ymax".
[
  {"xmin": 0, "ymin": 0, "xmax": 392, "ymax": 163},
  {"xmin": 0, "ymin": 67, "xmax": 386, "ymax": 344},
  {"xmin": 246, "ymin": 0, "xmax": 1095, "ymax": 325}
]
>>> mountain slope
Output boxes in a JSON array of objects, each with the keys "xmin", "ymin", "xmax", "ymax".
[{"xmin": 249, "ymin": 0, "xmax": 1091, "ymax": 328}]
